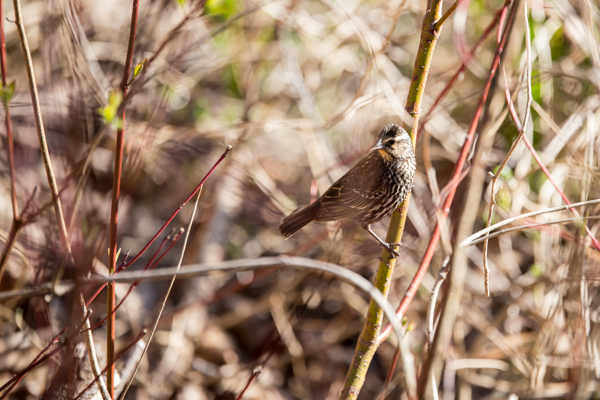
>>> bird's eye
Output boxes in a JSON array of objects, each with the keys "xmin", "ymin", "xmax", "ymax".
[{"xmin": 387, "ymin": 139, "xmax": 396, "ymax": 146}]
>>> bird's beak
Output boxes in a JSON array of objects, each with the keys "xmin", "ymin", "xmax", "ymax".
[{"xmin": 370, "ymin": 139, "xmax": 385, "ymax": 151}]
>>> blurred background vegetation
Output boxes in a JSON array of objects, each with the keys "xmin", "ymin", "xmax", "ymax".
[{"xmin": 1, "ymin": 0, "xmax": 600, "ymax": 398}]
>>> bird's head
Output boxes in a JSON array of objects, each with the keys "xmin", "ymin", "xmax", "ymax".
[{"xmin": 370, "ymin": 124, "xmax": 413, "ymax": 160}]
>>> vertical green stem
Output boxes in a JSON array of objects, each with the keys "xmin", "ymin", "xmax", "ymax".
[{"xmin": 339, "ymin": 0, "xmax": 444, "ymax": 398}]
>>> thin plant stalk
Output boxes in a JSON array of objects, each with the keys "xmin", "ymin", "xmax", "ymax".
[
  {"xmin": 12, "ymin": 0, "xmax": 72, "ymax": 257},
  {"xmin": 118, "ymin": 184, "xmax": 204, "ymax": 399},
  {"xmin": 85, "ymin": 146, "xmax": 232, "ymax": 308},
  {"xmin": 10, "ymin": 2, "xmax": 111, "ymax": 398},
  {"xmin": 418, "ymin": 3, "xmax": 519, "ymax": 395},
  {"xmin": 339, "ymin": 0, "xmax": 446, "ymax": 397},
  {"xmin": 482, "ymin": 40, "xmax": 532, "ymax": 296},
  {"xmin": 503, "ymin": 74, "xmax": 600, "ymax": 251},
  {"xmin": 0, "ymin": 0, "xmax": 16, "ymax": 218},
  {"xmin": 377, "ymin": 0, "xmax": 514, "ymax": 344},
  {"xmin": 107, "ymin": 0, "xmax": 139, "ymax": 397}
]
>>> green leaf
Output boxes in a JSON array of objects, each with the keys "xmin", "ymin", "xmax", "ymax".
[
  {"xmin": 492, "ymin": 165, "xmax": 513, "ymax": 182},
  {"xmin": 97, "ymin": 89, "xmax": 123, "ymax": 128},
  {"xmin": 0, "ymin": 80, "xmax": 16, "ymax": 105},
  {"xmin": 204, "ymin": 0, "xmax": 239, "ymax": 21},
  {"xmin": 175, "ymin": 0, "xmax": 185, "ymax": 6},
  {"xmin": 529, "ymin": 169, "xmax": 548, "ymax": 194},
  {"xmin": 529, "ymin": 264, "xmax": 543, "ymax": 278},
  {"xmin": 133, "ymin": 58, "xmax": 148, "ymax": 79},
  {"xmin": 496, "ymin": 187, "xmax": 512, "ymax": 210}
]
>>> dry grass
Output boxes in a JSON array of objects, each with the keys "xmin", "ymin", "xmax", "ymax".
[{"xmin": 0, "ymin": 0, "xmax": 600, "ymax": 398}]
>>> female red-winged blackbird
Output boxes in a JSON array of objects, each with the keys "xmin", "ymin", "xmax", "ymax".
[{"xmin": 279, "ymin": 124, "xmax": 416, "ymax": 257}]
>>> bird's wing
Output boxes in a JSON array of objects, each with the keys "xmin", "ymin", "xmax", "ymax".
[{"xmin": 317, "ymin": 153, "xmax": 385, "ymax": 221}]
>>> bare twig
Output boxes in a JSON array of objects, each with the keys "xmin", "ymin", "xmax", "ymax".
[
  {"xmin": 107, "ymin": 1, "xmax": 140, "ymax": 396},
  {"xmin": 464, "ymin": 216, "xmax": 600, "ymax": 247},
  {"xmin": 90, "ymin": 256, "xmax": 405, "ymax": 343},
  {"xmin": 74, "ymin": 331, "xmax": 147, "ymax": 400},
  {"xmin": 522, "ymin": 135, "xmax": 600, "ymax": 249},
  {"xmin": 0, "ymin": 0, "xmax": 20, "ymax": 285},
  {"xmin": 460, "ymin": 198, "xmax": 600, "ymax": 247},
  {"xmin": 435, "ymin": 0, "xmax": 467, "ymax": 31},
  {"xmin": 12, "ymin": 0, "xmax": 73, "ymax": 259},
  {"xmin": 0, "ymin": 309, "xmax": 93, "ymax": 398},
  {"xmin": 419, "ymin": 4, "xmax": 504, "ymax": 134},
  {"xmin": 340, "ymin": 0, "xmax": 448, "ymax": 396},
  {"xmin": 0, "ymin": 0, "xmax": 16, "ymax": 219},
  {"xmin": 378, "ymin": 0, "xmax": 515, "ymax": 344},
  {"xmin": 84, "ymin": 146, "xmax": 232, "ymax": 309},
  {"xmin": 118, "ymin": 181, "xmax": 203, "ymax": 399},
  {"xmin": 80, "ymin": 298, "xmax": 111, "ymax": 400},
  {"xmin": 236, "ymin": 367, "xmax": 263, "ymax": 400},
  {"xmin": 482, "ymin": 0, "xmax": 532, "ymax": 296},
  {"xmin": 426, "ymin": 257, "xmax": 450, "ymax": 347}
]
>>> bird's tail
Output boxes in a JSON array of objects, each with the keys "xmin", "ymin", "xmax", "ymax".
[{"xmin": 279, "ymin": 201, "xmax": 321, "ymax": 237}]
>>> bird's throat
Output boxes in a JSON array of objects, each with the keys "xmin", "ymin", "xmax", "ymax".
[{"xmin": 377, "ymin": 149, "xmax": 392, "ymax": 161}]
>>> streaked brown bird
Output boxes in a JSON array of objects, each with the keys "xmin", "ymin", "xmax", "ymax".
[{"xmin": 279, "ymin": 124, "xmax": 416, "ymax": 257}]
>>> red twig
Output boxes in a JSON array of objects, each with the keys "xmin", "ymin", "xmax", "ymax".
[
  {"xmin": 117, "ymin": 146, "xmax": 232, "ymax": 271},
  {"xmin": 85, "ymin": 146, "xmax": 232, "ymax": 308},
  {"xmin": 512, "ymin": 135, "xmax": 600, "ymax": 250},
  {"xmin": 235, "ymin": 367, "xmax": 262, "ymax": 400},
  {"xmin": 0, "ymin": 326, "xmax": 69, "ymax": 398},
  {"xmin": 504, "ymin": 95, "xmax": 600, "ymax": 250},
  {"xmin": 107, "ymin": 1, "xmax": 139, "ymax": 397},
  {"xmin": 380, "ymin": 348, "xmax": 400, "ymax": 400},
  {"xmin": 377, "ymin": 0, "xmax": 515, "ymax": 344},
  {"xmin": 86, "ymin": 231, "xmax": 173, "ymax": 306},
  {"xmin": 84, "ymin": 230, "xmax": 183, "ymax": 332}
]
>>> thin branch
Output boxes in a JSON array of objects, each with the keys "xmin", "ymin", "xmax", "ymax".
[
  {"xmin": 0, "ymin": 309, "xmax": 93, "ymax": 398},
  {"xmin": 84, "ymin": 145, "xmax": 232, "ymax": 308},
  {"xmin": 340, "ymin": 0, "xmax": 449, "ymax": 396},
  {"xmin": 236, "ymin": 367, "xmax": 262, "ymax": 400},
  {"xmin": 464, "ymin": 216, "xmax": 600, "ymax": 247},
  {"xmin": 0, "ymin": 326, "xmax": 67, "ymax": 398},
  {"xmin": 435, "ymin": 0, "xmax": 466, "ymax": 31},
  {"xmin": 0, "ymin": 0, "xmax": 22, "ymax": 284},
  {"xmin": 118, "ymin": 183, "xmax": 203, "ymax": 399},
  {"xmin": 426, "ymin": 257, "xmax": 450, "ymax": 347},
  {"xmin": 74, "ymin": 331, "xmax": 147, "ymax": 400},
  {"xmin": 482, "ymin": 1, "xmax": 532, "ymax": 296},
  {"xmin": 80, "ymin": 297, "xmax": 111, "ymax": 400},
  {"xmin": 522, "ymin": 135, "xmax": 600, "ymax": 249},
  {"xmin": 117, "ymin": 146, "xmax": 232, "ymax": 272},
  {"xmin": 107, "ymin": 0, "xmax": 139, "ymax": 395},
  {"xmin": 378, "ymin": 0, "xmax": 515, "ymax": 345},
  {"xmin": 0, "ymin": 0, "xmax": 16, "ymax": 218},
  {"xmin": 501, "ymin": 35, "xmax": 600, "ymax": 251},
  {"xmin": 419, "ymin": 4, "xmax": 504, "ymax": 134},
  {"xmin": 460, "ymin": 198, "xmax": 600, "ymax": 247},
  {"xmin": 380, "ymin": 348, "xmax": 401, "ymax": 400},
  {"xmin": 88, "ymin": 256, "xmax": 405, "ymax": 342},
  {"xmin": 12, "ymin": 0, "xmax": 73, "ymax": 259}
]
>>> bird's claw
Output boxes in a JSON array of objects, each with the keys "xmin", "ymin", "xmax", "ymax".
[{"xmin": 384, "ymin": 243, "xmax": 400, "ymax": 258}]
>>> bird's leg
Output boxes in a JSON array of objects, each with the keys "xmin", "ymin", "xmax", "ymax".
[{"xmin": 362, "ymin": 224, "xmax": 400, "ymax": 258}]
